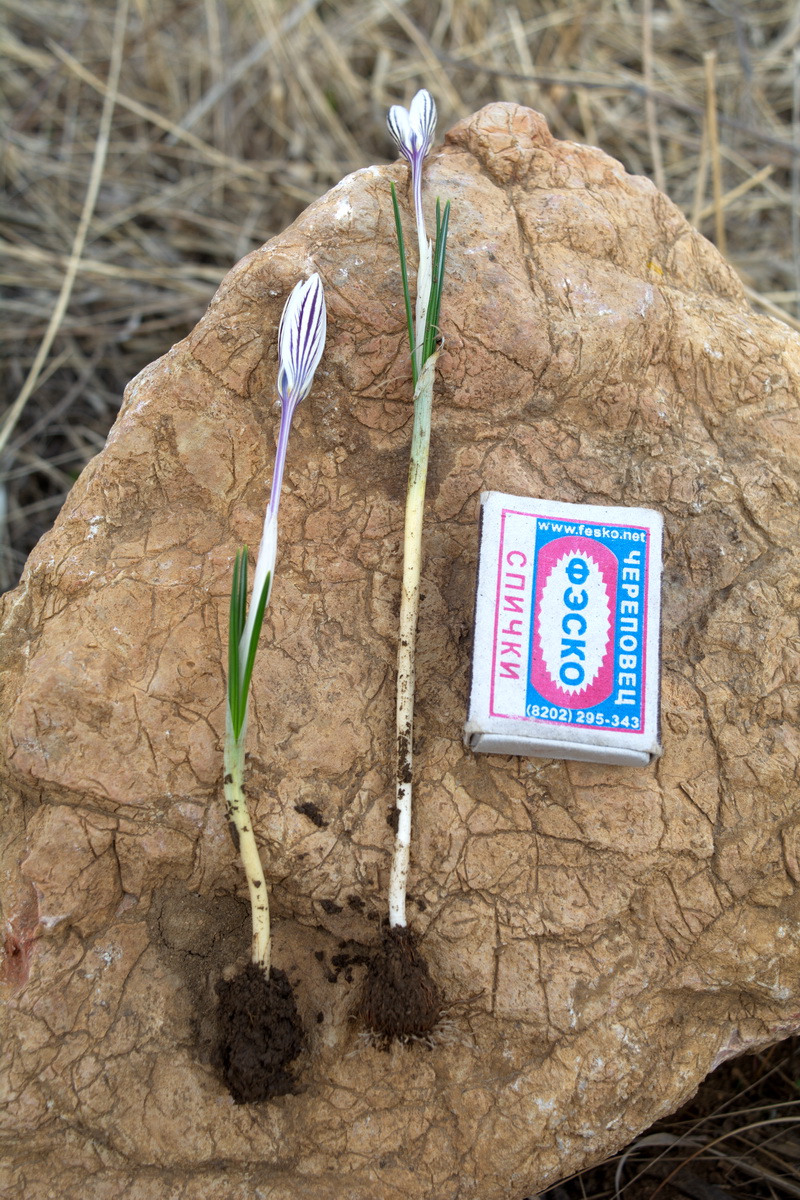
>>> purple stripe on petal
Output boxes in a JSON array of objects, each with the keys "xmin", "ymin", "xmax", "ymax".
[
  {"xmin": 276, "ymin": 273, "xmax": 326, "ymax": 407},
  {"xmin": 389, "ymin": 89, "xmax": 437, "ymax": 164}
]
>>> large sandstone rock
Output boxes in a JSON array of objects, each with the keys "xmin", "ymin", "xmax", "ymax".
[{"xmin": 2, "ymin": 103, "xmax": 800, "ymax": 1198}]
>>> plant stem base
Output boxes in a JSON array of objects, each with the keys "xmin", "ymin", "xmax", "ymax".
[
  {"xmin": 358, "ymin": 926, "xmax": 441, "ymax": 1043},
  {"xmin": 216, "ymin": 963, "xmax": 304, "ymax": 1102}
]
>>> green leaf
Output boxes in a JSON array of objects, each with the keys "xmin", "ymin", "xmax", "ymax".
[
  {"xmin": 390, "ymin": 181, "xmax": 418, "ymax": 387},
  {"xmin": 423, "ymin": 198, "xmax": 451, "ymax": 364},
  {"xmin": 239, "ymin": 569, "xmax": 271, "ymax": 730},
  {"xmin": 227, "ymin": 546, "xmax": 274, "ymax": 741},
  {"xmin": 227, "ymin": 548, "xmax": 247, "ymax": 737}
]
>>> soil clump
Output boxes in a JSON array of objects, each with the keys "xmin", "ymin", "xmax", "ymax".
[
  {"xmin": 358, "ymin": 926, "xmax": 441, "ymax": 1041},
  {"xmin": 216, "ymin": 963, "xmax": 304, "ymax": 1102}
]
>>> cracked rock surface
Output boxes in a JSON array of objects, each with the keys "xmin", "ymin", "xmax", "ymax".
[{"xmin": 2, "ymin": 104, "xmax": 800, "ymax": 1199}]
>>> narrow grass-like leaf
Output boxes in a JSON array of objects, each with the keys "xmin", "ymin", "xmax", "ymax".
[
  {"xmin": 390, "ymin": 181, "xmax": 417, "ymax": 386},
  {"xmin": 237, "ymin": 569, "xmax": 271, "ymax": 737},
  {"xmin": 423, "ymin": 199, "xmax": 450, "ymax": 363},
  {"xmin": 430, "ymin": 202, "xmax": 450, "ymax": 318},
  {"xmin": 432, "ymin": 205, "xmax": 450, "ymax": 308},
  {"xmin": 424, "ymin": 205, "xmax": 448, "ymax": 363},
  {"xmin": 227, "ymin": 547, "xmax": 246, "ymax": 736},
  {"xmin": 227, "ymin": 549, "xmax": 244, "ymax": 724}
]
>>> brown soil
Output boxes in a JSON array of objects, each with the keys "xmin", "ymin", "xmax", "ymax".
[
  {"xmin": 216, "ymin": 963, "xmax": 304, "ymax": 1103},
  {"xmin": 358, "ymin": 926, "xmax": 442, "ymax": 1042}
]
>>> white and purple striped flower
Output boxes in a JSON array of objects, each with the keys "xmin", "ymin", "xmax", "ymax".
[
  {"xmin": 387, "ymin": 90, "xmax": 437, "ymax": 246},
  {"xmin": 387, "ymin": 89, "xmax": 437, "ymax": 172},
  {"xmin": 387, "ymin": 90, "xmax": 438, "ymax": 372},
  {"xmin": 276, "ymin": 272, "xmax": 327, "ymax": 412},
  {"xmin": 241, "ymin": 273, "xmax": 326, "ymax": 661}
]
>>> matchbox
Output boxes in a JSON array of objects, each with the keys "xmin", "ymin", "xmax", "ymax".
[{"xmin": 465, "ymin": 492, "xmax": 663, "ymax": 767}]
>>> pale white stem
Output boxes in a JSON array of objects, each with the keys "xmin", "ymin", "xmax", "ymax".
[
  {"xmin": 224, "ymin": 713, "xmax": 271, "ymax": 970},
  {"xmin": 414, "ymin": 235, "xmax": 432, "ymax": 376},
  {"xmin": 388, "ymin": 351, "xmax": 439, "ymax": 928},
  {"xmin": 412, "ymin": 155, "xmax": 432, "ymax": 377}
]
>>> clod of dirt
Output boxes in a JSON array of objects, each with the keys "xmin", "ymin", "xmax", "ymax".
[
  {"xmin": 358, "ymin": 926, "xmax": 442, "ymax": 1041},
  {"xmin": 216, "ymin": 963, "xmax": 304, "ymax": 1102},
  {"xmin": 294, "ymin": 801, "xmax": 328, "ymax": 828}
]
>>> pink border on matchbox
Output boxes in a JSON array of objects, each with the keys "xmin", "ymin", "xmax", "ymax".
[{"xmin": 488, "ymin": 506, "xmax": 650, "ymax": 734}]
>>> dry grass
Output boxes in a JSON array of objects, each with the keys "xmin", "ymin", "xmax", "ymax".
[
  {"xmin": 1, "ymin": 0, "xmax": 799, "ymax": 1191},
  {"xmin": 542, "ymin": 1038, "xmax": 800, "ymax": 1200},
  {"xmin": 2, "ymin": 0, "xmax": 800, "ymax": 588}
]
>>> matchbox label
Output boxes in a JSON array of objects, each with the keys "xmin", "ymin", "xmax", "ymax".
[
  {"xmin": 491, "ymin": 512, "xmax": 649, "ymax": 732},
  {"xmin": 531, "ymin": 538, "xmax": 616, "ymax": 707}
]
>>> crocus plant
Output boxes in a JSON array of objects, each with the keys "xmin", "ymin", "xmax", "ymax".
[
  {"xmin": 359, "ymin": 90, "xmax": 451, "ymax": 1042},
  {"xmin": 225, "ymin": 273, "xmax": 326, "ymax": 973},
  {"xmin": 386, "ymin": 90, "xmax": 450, "ymax": 936}
]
